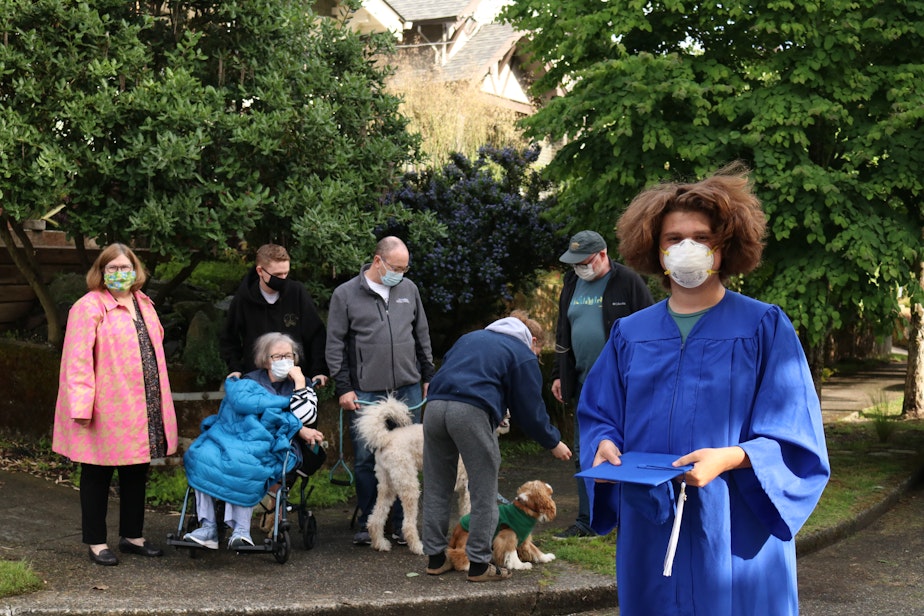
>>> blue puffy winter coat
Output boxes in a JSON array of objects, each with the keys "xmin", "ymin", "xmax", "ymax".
[{"xmin": 184, "ymin": 377, "xmax": 301, "ymax": 506}]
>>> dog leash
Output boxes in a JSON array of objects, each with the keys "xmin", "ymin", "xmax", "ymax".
[
  {"xmin": 355, "ymin": 398, "xmax": 428, "ymax": 411},
  {"xmin": 329, "ymin": 396, "xmax": 427, "ymax": 486},
  {"xmin": 329, "ymin": 406, "xmax": 355, "ymax": 487}
]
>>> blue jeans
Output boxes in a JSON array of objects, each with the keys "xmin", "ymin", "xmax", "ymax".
[
  {"xmin": 573, "ymin": 382, "xmax": 595, "ymax": 535},
  {"xmin": 350, "ymin": 383, "xmax": 423, "ymax": 530}
]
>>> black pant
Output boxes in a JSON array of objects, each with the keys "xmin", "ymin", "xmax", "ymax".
[{"xmin": 79, "ymin": 463, "xmax": 150, "ymax": 545}]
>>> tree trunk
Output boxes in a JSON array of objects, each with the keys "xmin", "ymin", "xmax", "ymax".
[
  {"xmin": 0, "ymin": 213, "xmax": 64, "ymax": 348},
  {"xmin": 902, "ymin": 260, "xmax": 923, "ymax": 419},
  {"xmin": 151, "ymin": 251, "xmax": 204, "ymax": 304},
  {"xmin": 804, "ymin": 335, "xmax": 826, "ymax": 402}
]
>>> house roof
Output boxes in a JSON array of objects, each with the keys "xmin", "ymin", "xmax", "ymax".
[
  {"xmin": 439, "ymin": 22, "xmax": 522, "ymax": 82},
  {"xmin": 384, "ymin": 0, "xmax": 472, "ymax": 22}
]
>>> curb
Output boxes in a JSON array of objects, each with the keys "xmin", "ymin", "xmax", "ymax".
[{"xmin": 796, "ymin": 464, "xmax": 924, "ymax": 558}]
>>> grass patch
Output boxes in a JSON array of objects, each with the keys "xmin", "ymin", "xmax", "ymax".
[
  {"xmin": 286, "ymin": 474, "xmax": 355, "ymax": 508},
  {"xmin": 859, "ymin": 394, "xmax": 903, "ymax": 443},
  {"xmin": 144, "ymin": 465, "xmax": 355, "ymax": 511},
  {"xmin": 536, "ymin": 531, "xmax": 617, "ymax": 577},
  {"xmin": 0, "ymin": 560, "xmax": 43, "ymax": 598},
  {"xmin": 803, "ymin": 418, "xmax": 924, "ymax": 534},
  {"xmin": 500, "ymin": 439, "xmax": 544, "ymax": 461}
]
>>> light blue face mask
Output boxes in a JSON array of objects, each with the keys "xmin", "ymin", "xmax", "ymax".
[{"xmin": 381, "ymin": 269, "xmax": 404, "ymax": 287}]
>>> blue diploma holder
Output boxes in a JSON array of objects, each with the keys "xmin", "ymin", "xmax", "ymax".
[{"xmin": 575, "ymin": 451, "xmax": 693, "ymax": 486}]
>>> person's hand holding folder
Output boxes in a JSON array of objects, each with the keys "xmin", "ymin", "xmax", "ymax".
[
  {"xmin": 583, "ymin": 441, "xmax": 751, "ymax": 488},
  {"xmin": 578, "ymin": 448, "xmax": 693, "ymax": 486}
]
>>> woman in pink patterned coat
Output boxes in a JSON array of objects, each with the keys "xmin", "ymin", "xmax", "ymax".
[{"xmin": 53, "ymin": 244, "xmax": 178, "ymax": 566}]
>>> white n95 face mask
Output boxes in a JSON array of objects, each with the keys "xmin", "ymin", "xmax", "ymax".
[{"xmin": 661, "ymin": 239, "xmax": 717, "ymax": 288}]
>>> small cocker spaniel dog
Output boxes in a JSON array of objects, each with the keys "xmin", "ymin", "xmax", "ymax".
[{"xmin": 446, "ymin": 480, "xmax": 557, "ymax": 572}]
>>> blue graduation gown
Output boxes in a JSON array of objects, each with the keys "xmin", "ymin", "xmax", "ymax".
[{"xmin": 578, "ymin": 291, "xmax": 829, "ymax": 616}]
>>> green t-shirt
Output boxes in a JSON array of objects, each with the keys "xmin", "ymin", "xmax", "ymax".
[{"xmin": 667, "ymin": 305, "xmax": 710, "ymax": 342}]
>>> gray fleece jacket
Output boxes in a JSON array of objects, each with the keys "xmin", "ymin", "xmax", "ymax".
[{"xmin": 325, "ymin": 264, "xmax": 435, "ymax": 396}]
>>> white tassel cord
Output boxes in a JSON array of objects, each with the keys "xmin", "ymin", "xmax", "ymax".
[{"xmin": 662, "ymin": 480, "xmax": 687, "ymax": 577}]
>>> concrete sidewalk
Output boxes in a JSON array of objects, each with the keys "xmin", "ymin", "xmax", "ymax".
[
  {"xmin": 1, "ymin": 359, "xmax": 916, "ymax": 616},
  {"xmin": 1, "ymin": 457, "xmax": 615, "ymax": 616}
]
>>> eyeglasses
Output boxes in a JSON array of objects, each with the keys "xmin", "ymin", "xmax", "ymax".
[
  {"xmin": 578, "ymin": 252, "xmax": 599, "ymax": 266},
  {"xmin": 104, "ymin": 264, "xmax": 134, "ymax": 273},
  {"xmin": 270, "ymin": 353, "xmax": 295, "ymax": 361},
  {"xmin": 381, "ymin": 256, "xmax": 410, "ymax": 274}
]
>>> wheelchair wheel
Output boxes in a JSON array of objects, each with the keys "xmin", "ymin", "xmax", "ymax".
[
  {"xmin": 301, "ymin": 511, "xmax": 318, "ymax": 550},
  {"xmin": 273, "ymin": 529, "xmax": 291, "ymax": 564}
]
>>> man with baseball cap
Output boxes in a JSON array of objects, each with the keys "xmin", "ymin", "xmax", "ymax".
[{"xmin": 551, "ymin": 230, "xmax": 654, "ymax": 538}]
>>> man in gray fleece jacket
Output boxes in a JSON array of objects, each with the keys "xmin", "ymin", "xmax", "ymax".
[{"xmin": 326, "ymin": 236, "xmax": 435, "ymax": 545}]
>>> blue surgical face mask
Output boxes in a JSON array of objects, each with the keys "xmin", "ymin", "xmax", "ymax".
[{"xmin": 381, "ymin": 269, "xmax": 403, "ymax": 287}]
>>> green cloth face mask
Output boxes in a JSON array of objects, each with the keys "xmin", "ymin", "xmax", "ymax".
[{"xmin": 104, "ymin": 270, "xmax": 136, "ymax": 292}]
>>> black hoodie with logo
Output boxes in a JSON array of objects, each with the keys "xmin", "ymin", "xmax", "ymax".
[{"xmin": 219, "ymin": 268, "xmax": 328, "ymax": 376}]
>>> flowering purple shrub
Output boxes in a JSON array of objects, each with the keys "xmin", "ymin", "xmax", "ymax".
[{"xmin": 383, "ymin": 145, "xmax": 560, "ymax": 343}]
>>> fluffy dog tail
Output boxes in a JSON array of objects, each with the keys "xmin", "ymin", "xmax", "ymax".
[{"xmin": 353, "ymin": 395, "xmax": 413, "ymax": 451}]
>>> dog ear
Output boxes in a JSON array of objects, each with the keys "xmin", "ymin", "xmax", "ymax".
[{"xmin": 532, "ymin": 484, "xmax": 557, "ymax": 522}]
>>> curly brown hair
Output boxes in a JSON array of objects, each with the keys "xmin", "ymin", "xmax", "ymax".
[{"xmin": 617, "ymin": 162, "xmax": 767, "ymax": 288}]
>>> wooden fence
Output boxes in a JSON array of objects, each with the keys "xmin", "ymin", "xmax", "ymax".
[{"xmin": 0, "ymin": 226, "xmax": 100, "ymax": 330}]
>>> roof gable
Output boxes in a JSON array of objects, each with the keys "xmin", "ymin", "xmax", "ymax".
[
  {"xmin": 440, "ymin": 23, "xmax": 520, "ymax": 82},
  {"xmin": 384, "ymin": 0, "xmax": 473, "ymax": 22}
]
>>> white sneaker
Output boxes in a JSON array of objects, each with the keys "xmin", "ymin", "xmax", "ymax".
[
  {"xmin": 228, "ymin": 529, "xmax": 254, "ymax": 549},
  {"xmin": 184, "ymin": 522, "xmax": 218, "ymax": 549}
]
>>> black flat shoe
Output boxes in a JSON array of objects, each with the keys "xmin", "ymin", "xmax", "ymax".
[
  {"xmin": 118, "ymin": 538, "xmax": 164, "ymax": 557},
  {"xmin": 88, "ymin": 547, "xmax": 119, "ymax": 566}
]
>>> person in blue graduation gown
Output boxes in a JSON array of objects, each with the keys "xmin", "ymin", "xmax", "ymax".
[{"xmin": 578, "ymin": 163, "xmax": 830, "ymax": 616}]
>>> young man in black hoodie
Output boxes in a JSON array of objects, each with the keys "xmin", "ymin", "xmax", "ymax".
[{"xmin": 220, "ymin": 244, "xmax": 328, "ymax": 385}]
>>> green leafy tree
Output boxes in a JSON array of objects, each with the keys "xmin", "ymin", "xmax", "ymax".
[
  {"xmin": 0, "ymin": 0, "xmax": 148, "ymax": 346},
  {"xmin": 504, "ymin": 0, "xmax": 924, "ymax": 399},
  {"xmin": 137, "ymin": 1, "xmax": 429, "ymax": 282},
  {"xmin": 0, "ymin": 0, "xmax": 429, "ymax": 345}
]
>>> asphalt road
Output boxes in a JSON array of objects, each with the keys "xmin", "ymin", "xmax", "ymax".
[{"xmin": 798, "ymin": 480, "xmax": 924, "ymax": 616}]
